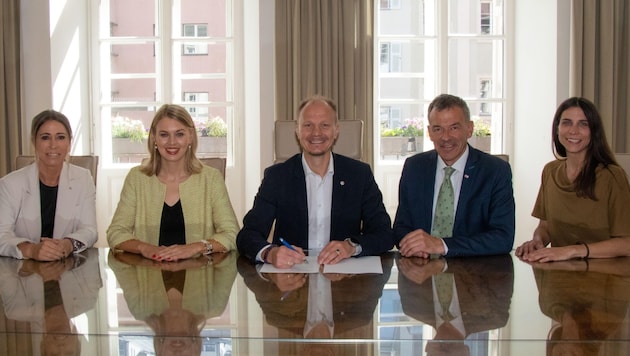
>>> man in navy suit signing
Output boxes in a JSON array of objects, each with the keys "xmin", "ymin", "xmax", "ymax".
[
  {"xmin": 393, "ymin": 94, "xmax": 515, "ymax": 258},
  {"xmin": 237, "ymin": 95, "xmax": 393, "ymax": 268}
]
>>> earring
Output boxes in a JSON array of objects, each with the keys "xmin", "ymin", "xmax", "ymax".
[
  {"xmin": 154, "ymin": 144, "xmax": 158, "ymax": 150},
  {"xmin": 188, "ymin": 144, "xmax": 191, "ymax": 150}
]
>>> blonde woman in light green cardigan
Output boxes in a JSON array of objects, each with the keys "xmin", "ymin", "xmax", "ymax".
[{"xmin": 107, "ymin": 104, "xmax": 239, "ymax": 261}]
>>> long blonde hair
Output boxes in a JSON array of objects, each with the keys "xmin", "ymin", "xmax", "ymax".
[{"xmin": 140, "ymin": 104, "xmax": 203, "ymax": 176}]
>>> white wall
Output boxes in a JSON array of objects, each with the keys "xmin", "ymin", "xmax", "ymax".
[
  {"xmin": 20, "ymin": 0, "xmax": 92, "ymax": 155},
  {"xmin": 512, "ymin": 0, "xmax": 570, "ymax": 246},
  {"xmin": 508, "ymin": 0, "xmax": 571, "ymax": 352}
]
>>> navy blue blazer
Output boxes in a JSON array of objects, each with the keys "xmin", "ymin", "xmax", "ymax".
[
  {"xmin": 237, "ymin": 153, "xmax": 393, "ymax": 263},
  {"xmin": 393, "ymin": 146, "xmax": 515, "ymax": 257}
]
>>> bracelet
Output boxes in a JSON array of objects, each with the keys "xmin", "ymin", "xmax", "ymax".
[
  {"xmin": 576, "ymin": 241, "xmax": 590, "ymax": 259},
  {"xmin": 200, "ymin": 240, "xmax": 213, "ymax": 255}
]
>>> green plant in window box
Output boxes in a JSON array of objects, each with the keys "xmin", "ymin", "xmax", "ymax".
[
  {"xmin": 472, "ymin": 118, "xmax": 491, "ymax": 136},
  {"xmin": 205, "ymin": 117, "xmax": 227, "ymax": 137},
  {"xmin": 111, "ymin": 116, "xmax": 148, "ymax": 142},
  {"xmin": 380, "ymin": 118, "xmax": 424, "ymax": 137}
]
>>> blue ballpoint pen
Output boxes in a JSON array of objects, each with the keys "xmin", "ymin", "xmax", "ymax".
[{"xmin": 279, "ymin": 237, "xmax": 308, "ymax": 263}]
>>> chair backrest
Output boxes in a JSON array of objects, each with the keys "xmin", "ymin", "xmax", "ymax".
[
  {"xmin": 199, "ymin": 157, "xmax": 226, "ymax": 179},
  {"xmin": 274, "ymin": 120, "xmax": 363, "ymax": 163},
  {"xmin": 15, "ymin": 155, "xmax": 99, "ymax": 185},
  {"xmin": 616, "ymin": 153, "xmax": 630, "ymax": 177},
  {"xmin": 494, "ymin": 154, "xmax": 509, "ymax": 163}
]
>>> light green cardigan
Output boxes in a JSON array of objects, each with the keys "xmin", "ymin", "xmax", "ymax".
[{"xmin": 107, "ymin": 165, "xmax": 239, "ymax": 251}]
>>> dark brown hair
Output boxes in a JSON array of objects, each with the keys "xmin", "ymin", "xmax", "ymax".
[
  {"xmin": 427, "ymin": 94, "xmax": 471, "ymax": 122},
  {"xmin": 551, "ymin": 97, "xmax": 618, "ymax": 200}
]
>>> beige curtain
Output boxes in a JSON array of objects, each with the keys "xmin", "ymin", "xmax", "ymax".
[
  {"xmin": 571, "ymin": 0, "xmax": 630, "ymax": 153},
  {"xmin": 275, "ymin": 0, "xmax": 374, "ymax": 165},
  {"xmin": 1, "ymin": 0, "xmax": 22, "ymax": 177}
]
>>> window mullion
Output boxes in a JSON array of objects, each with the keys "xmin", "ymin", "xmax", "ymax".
[
  {"xmin": 437, "ymin": 0, "xmax": 448, "ymax": 93},
  {"xmin": 160, "ymin": 0, "xmax": 172, "ymax": 104}
]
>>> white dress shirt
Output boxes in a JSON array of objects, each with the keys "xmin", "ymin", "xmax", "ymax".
[{"xmin": 303, "ymin": 153, "xmax": 335, "ymax": 255}]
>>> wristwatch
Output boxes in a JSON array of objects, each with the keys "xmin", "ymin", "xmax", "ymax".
[
  {"xmin": 345, "ymin": 238, "xmax": 362, "ymax": 256},
  {"xmin": 64, "ymin": 238, "xmax": 84, "ymax": 253},
  {"xmin": 200, "ymin": 239, "xmax": 213, "ymax": 255}
]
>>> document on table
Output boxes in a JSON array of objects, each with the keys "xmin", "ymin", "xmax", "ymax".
[{"xmin": 259, "ymin": 256, "xmax": 382, "ymax": 274}]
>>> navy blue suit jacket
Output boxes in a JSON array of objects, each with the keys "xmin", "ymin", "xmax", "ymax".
[
  {"xmin": 393, "ymin": 146, "xmax": 515, "ymax": 256},
  {"xmin": 237, "ymin": 153, "xmax": 393, "ymax": 262}
]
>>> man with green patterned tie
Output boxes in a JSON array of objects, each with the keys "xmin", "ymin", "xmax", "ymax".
[{"xmin": 393, "ymin": 94, "xmax": 515, "ymax": 258}]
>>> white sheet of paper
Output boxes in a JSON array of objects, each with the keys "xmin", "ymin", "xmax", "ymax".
[
  {"xmin": 259, "ymin": 256, "xmax": 319, "ymax": 273},
  {"xmin": 323, "ymin": 256, "xmax": 382, "ymax": 274},
  {"xmin": 259, "ymin": 255, "xmax": 383, "ymax": 274}
]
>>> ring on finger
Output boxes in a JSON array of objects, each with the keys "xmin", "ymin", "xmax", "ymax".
[{"xmin": 335, "ymin": 249, "xmax": 341, "ymax": 256}]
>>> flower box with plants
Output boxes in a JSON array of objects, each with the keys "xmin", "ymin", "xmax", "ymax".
[
  {"xmin": 380, "ymin": 118, "xmax": 424, "ymax": 157},
  {"xmin": 469, "ymin": 118, "xmax": 491, "ymax": 153},
  {"xmin": 111, "ymin": 116, "xmax": 149, "ymax": 154},
  {"xmin": 195, "ymin": 116, "xmax": 228, "ymax": 156}
]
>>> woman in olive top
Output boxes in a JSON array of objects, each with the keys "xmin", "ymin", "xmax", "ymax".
[
  {"xmin": 516, "ymin": 97, "xmax": 630, "ymax": 262},
  {"xmin": 107, "ymin": 104, "xmax": 239, "ymax": 261}
]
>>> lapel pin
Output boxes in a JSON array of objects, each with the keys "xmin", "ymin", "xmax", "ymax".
[
  {"xmin": 340, "ymin": 181, "xmax": 345, "ymax": 186},
  {"xmin": 464, "ymin": 174, "xmax": 469, "ymax": 179}
]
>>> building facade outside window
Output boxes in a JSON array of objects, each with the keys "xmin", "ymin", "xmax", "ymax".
[
  {"xmin": 376, "ymin": 0, "xmax": 507, "ymax": 160},
  {"xmin": 96, "ymin": 0, "xmax": 234, "ymax": 164}
]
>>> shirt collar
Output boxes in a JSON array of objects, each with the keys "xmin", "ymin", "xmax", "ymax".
[{"xmin": 301, "ymin": 152, "xmax": 335, "ymax": 177}]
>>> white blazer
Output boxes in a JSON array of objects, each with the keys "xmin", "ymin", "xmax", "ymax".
[{"xmin": 0, "ymin": 162, "xmax": 97, "ymax": 258}]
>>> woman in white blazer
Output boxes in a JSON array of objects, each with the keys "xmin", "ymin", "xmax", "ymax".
[{"xmin": 0, "ymin": 110, "xmax": 97, "ymax": 260}]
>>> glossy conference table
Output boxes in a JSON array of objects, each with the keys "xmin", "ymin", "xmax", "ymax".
[{"xmin": 1, "ymin": 248, "xmax": 630, "ymax": 356}]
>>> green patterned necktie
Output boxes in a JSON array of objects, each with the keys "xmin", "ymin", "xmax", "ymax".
[
  {"xmin": 434, "ymin": 273, "xmax": 455, "ymax": 321},
  {"xmin": 432, "ymin": 166, "xmax": 455, "ymax": 238}
]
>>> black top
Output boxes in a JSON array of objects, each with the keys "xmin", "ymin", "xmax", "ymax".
[
  {"xmin": 159, "ymin": 200, "xmax": 186, "ymax": 246},
  {"xmin": 162, "ymin": 270, "xmax": 186, "ymax": 294},
  {"xmin": 40, "ymin": 181, "xmax": 58, "ymax": 238}
]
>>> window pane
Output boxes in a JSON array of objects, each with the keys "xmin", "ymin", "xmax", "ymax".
[
  {"xmin": 183, "ymin": 24, "xmax": 195, "ymax": 37},
  {"xmin": 100, "ymin": 0, "xmax": 236, "ymax": 166},
  {"xmin": 176, "ymin": 42, "xmax": 228, "ymax": 73},
  {"xmin": 197, "ymin": 25, "xmax": 208, "ymax": 37},
  {"xmin": 109, "ymin": 78, "xmax": 156, "ymax": 102},
  {"xmin": 188, "ymin": 106, "xmax": 231, "ymax": 159},
  {"xmin": 109, "ymin": 106, "xmax": 154, "ymax": 164},
  {"xmin": 379, "ymin": 0, "xmax": 434, "ymax": 36},
  {"xmin": 108, "ymin": 0, "xmax": 156, "ymax": 37},
  {"xmin": 380, "ymin": 78, "xmax": 426, "ymax": 100},
  {"xmin": 110, "ymin": 43, "xmax": 156, "ymax": 74},
  {"xmin": 449, "ymin": 0, "xmax": 503, "ymax": 35},
  {"xmin": 379, "ymin": 103, "xmax": 427, "ymax": 160},
  {"xmin": 380, "ymin": 41, "xmax": 426, "ymax": 73},
  {"xmin": 180, "ymin": 78, "xmax": 228, "ymax": 102},
  {"xmin": 447, "ymin": 38, "xmax": 503, "ymax": 99},
  {"xmin": 179, "ymin": 0, "xmax": 229, "ymax": 37}
]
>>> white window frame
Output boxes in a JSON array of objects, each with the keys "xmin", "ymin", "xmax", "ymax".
[
  {"xmin": 375, "ymin": 0, "xmax": 510, "ymax": 162},
  {"xmin": 184, "ymin": 91, "xmax": 210, "ymax": 118},
  {"xmin": 182, "ymin": 23, "xmax": 209, "ymax": 55},
  {"xmin": 93, "ymin": 0, "xmax": 238, "ymax": 166}
]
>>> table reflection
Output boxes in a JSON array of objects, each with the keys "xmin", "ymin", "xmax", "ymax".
[
  {"xmin": 108, "ymin": 251, "xmax": 237, "ymax": 356},
  {"xmin": 397, "ymin": 254, "xmax": 514, "ymax": 356},
  {"xmin": 237, "ymin": 254, "xmax": 393, "ymax": 354},
  {"xmin": 533, "ymin": 258, "xmax": 630, "ymax": 356},
  {"xmin": 0, "ymin": 248, "xmax": 102, "ymax": 356},
  {"xmin": 7, "ymin": 248, "xmax": 630, "ymax": 354}
]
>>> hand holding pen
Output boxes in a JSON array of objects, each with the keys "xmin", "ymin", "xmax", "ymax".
[{"xmin": 277, "ymin": 237, "xmax": 308, "ymax": 266}]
